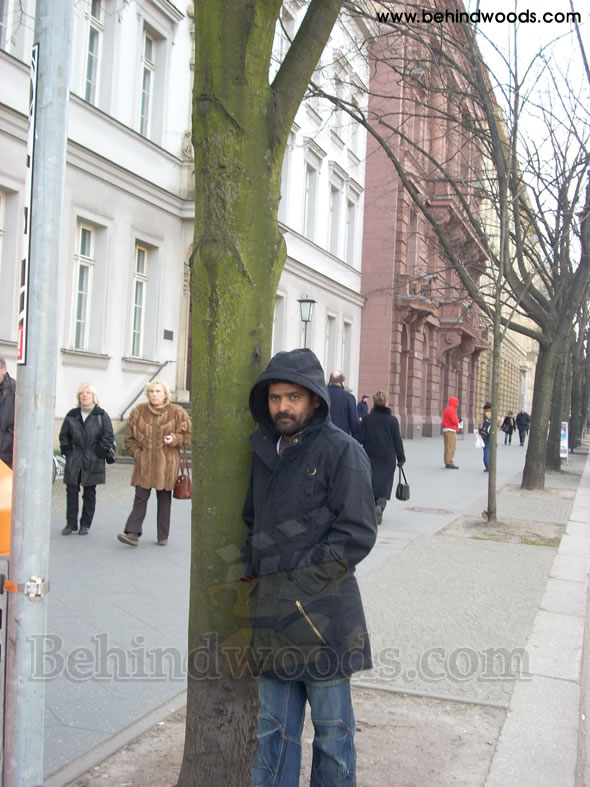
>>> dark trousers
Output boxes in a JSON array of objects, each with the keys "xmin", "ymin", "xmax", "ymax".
[
  {"xmin": 125, "ymin": 486, "xmax": 172, "ymax": 542},
  {"xmin": 66, "ymin": 484, "xmax": 97, "ymax": 529},
  {"xmin": 518, "ymin": 428, "xmax": 527, "ymax": 445}
]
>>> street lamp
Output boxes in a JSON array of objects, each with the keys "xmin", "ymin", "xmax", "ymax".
[{"xmin": 298, "ymin": 297, "xmax": 316, "ymax": 348}]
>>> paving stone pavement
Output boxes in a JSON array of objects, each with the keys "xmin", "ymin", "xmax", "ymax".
[{"xmin": 42, "ymin": 434, "xmax": 590, "ymax": 785}]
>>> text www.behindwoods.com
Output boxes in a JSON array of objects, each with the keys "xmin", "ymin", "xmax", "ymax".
[{"xmin": 375, "ymin": 8, "xmax": 581, "ymax": 24}]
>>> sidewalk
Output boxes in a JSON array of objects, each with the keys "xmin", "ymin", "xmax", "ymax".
[{"xmin": 43, "ymin": 434, "xmax": 590, "ymax": 785}]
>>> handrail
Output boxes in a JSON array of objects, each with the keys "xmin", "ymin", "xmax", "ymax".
[{"xmin": 119, "ymin": 360, "xmax": 175, "ymax": 420}]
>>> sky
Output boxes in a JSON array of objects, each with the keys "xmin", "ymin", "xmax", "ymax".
[{"xmin": 464, "ymin": 0, "xmax": 589, "ymax": 94}]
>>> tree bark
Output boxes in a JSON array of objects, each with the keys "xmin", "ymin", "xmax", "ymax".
[
  {"xmin": 546, "ymin": 339, "xmax": 568, "ymax": 471},
  {"xmin": 178, "ymin": 2, "xmax": 344, "ymax": 784},
  {"xmin": 521, "ymin": 342, "xmax": 561, "ymax": 489}
]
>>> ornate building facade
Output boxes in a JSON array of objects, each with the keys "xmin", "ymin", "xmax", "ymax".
[
  {"xmin": 358, "ymin": 21, "xmax": 488, "ymax": 436},
  {"xmin": 358, "ymin": 10, "xmax": 537, "ymax": 436}
]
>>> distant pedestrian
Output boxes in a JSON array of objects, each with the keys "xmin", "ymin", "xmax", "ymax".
[
  {"xmin": 515, "ymin": 408, "xmax": 530, "ymax": 446},
  {"xmin": 0, "ymin": 358, "xmax": 15, "ymax": 469},
  {"xmin": 118, "ymin": 380, "xmax": 191, "ymax": 547},
  {"xmin": 442, "ymin": 395, "xmax": 460, "ymax": 469},
  {"xmin": 478, "ymin": 402, "xmax": 492, "ymax": 471},
  {"xmin": 327, "ymin": 371, "xmax": 359, "ymax": 436},
  {"xmin": 501, "ymin": 412, "xmax": 516, "ymax": 445},
  {"xmin": 357, "ymin": 394, "xmax": 369, "ymax": 421},
  {"xmin": 59, "ymin": 384, "xmax": 115, "ymax": 535},
  {"xmin": 358, "ymin": 390, "xmax": 406, "ymax": 525}
]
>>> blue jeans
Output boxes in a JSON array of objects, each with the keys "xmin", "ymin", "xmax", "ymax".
[
  {"xmin": 252, "ymin": 676, "xmax": 356, "ymax": 786},
  {"xmin": 483, "ymin": 438, "xmax": 490, "ymax": 470}
]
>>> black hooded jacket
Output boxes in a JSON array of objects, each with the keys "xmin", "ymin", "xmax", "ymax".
[
  {"xmin": 59, "ymin": 406, "xmax": 115, "ymax": 486},
  {"xmin": 0, "ymin": 371, "xmax": 16, "ymax": 468},
  {"xmin": 243, "ymin": 348, "xmax": 377, "ymax": 680}
]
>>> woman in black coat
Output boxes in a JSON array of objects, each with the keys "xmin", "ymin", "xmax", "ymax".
[
  {"xmin": 358, "ymin": 390, "xmax": 406, "ymax": 524},
  {"xmin": 59, "ymin": 383, "xmax": 115, "ymax": 535},
  {"xmin": 501, "ymin": 412, "xmax": 516, "ymax": 445}
]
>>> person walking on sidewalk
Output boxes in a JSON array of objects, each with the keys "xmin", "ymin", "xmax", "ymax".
[
  {"xmin": 59, "ymin": 384, "xmax": 115, "ymax": 535},
  {"xmin": 118, "ymin": 380, "xmax": 190, "ymax": 547},
  {"xmin": 358, "ymin": 390, "xmax": 406, "ymax": 525},
  {"xmin": 0, "ymin": 358, "xmax": 16, "ymax": 469},
  {"xmin": 478, "ymin": 402, "xmax": 493, "ymax": 472},
  {"xmin": 442, "ymin": 395, "xmax": 460, "ymax": 469},
  {"xmin": 242, "ymin": 348, "xmax": 377, "ymax": 786},
  {"xmin": 357, "ymin": 394, "xmax": 369, "ymax": 421},
  {"xmin": 515, "ymin": 408, "xmax": 530, "ymax": 446},
  {"xmin": 501, "ymin": 411, "xmax": 516, "ymax": 445},
  {"xmin": 327, "ymin": 370, "xmax": 360, "ymax": 437}
]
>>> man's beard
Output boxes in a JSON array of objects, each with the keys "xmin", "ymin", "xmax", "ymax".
[{"xmin": 273, "ymin": 412, "xmax": 305, "ymax": 436}]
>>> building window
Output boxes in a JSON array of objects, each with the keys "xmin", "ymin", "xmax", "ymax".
[
  {"xmin": 0, "ymin": 0, "xmax": 8, "ymax": 51},
  {"xmin": 349, "ymin": 88, "xmax": 361, "ymax": 155},
  {"xmin": 84, "ymin": 0, "xmax": 103, "ymax": 105},
  {"xmin": 342, "ymin": 320, "xmax": 352, "ymax": 381},
  {"xmin": 0, "ymin": 189, "xmax": 15, "ymax": 340},
  {"xmin": 308, "ymin": 63, "xmax": 323, "ymax": 114},
  {"xmin": 271, "ymin": 8, "xmax": 294, "ymax": 78},
  {"xmin": 272, "ymin": 294, "xmax": 285, "ymax": 355},
  {"xmin": 73, "ymin": 225, "xmax": 95, "ymax": 350},
  {"xmin": 345, "ymin": 196, "xmax": 357, "ymax": 265},
  {"xmin": 304, "ymin": 162, "xmax": 318, "ymax": 240},
  {"xmin": 139, "ymin": 32, "xmax": 155, "ymax": 137},
  {"xmin": 407, "ymin": 208, "xmax": 418, "ymax": 276},
  {"xmin": 278, "ymin": 134, "xmax": 293, "ymax": 224},
  {"xmin": 131, "ymin": 244, "xmax": 148, "ymax": 357},
  {"xmin": 325, "ymin": 313, "xmax": 337, "ymax": 375},
  {"xmin": 332, "ymin": 69, "xmax": 346, "ymax": 141},
  {"xmin": 0, "ymin": 191, "xmax": 4, "ymax": 276},
  {"xmin": 329, "ymin": 181, "xmax": 343, "ymax": 257}
]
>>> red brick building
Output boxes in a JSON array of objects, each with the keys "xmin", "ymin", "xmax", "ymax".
[{"xmin": 358, "ymin": 24, "xmax": 488, "ymax": 437}]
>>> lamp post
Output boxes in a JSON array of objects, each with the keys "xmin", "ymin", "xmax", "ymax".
[{"xmin": 298, "ymin": 297, "xmax": 316, "ymax": 348}]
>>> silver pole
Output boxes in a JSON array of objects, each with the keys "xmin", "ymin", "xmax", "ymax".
[{"xmin": 3, "ymin": 1, "xmax": 72, "ymax": 784}]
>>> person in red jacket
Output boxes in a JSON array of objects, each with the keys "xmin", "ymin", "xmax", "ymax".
[{"xmin": 442, "ymin": 395, "xmax": 460, "ymax": 469}]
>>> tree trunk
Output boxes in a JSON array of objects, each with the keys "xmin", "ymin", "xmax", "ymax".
[
  {"xmin": 178, "ymin": 3, "xmax": 344, "ymax": 784},
  {"xmin": 579, "ymin": 333, "xmax": 590, "ymax": 443},
  {"xmin": 521, "ymin": 341, "xmax": 560, "ymax": 489},
  {"xmin": 570, "ymin": 321, "xmax": 586, "ymax": 449},
  {"xmin": 546, "ymin": 339, "xmax": 567, "ymax": 471}
]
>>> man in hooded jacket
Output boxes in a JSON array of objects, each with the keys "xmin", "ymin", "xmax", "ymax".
[
  {"xmin": 242, "ymin": 348, "xmax": 377, "ymax": 786},
  {"xmin": 442, "ymin": 395, "xmax": 460, "ymax": 469}
]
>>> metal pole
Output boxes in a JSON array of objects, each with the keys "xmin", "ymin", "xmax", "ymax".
[{"xmin": 3, "ymin": 2, "xmax": 72, "ymax": 784}]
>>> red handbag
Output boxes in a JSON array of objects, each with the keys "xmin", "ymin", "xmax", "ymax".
[{"xmin": 173, "ymin": 444, "xmax": 192, "ymax": 500}]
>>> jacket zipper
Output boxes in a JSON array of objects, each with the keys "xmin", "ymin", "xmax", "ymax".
[{"xmin": 295, "ymin": 600, "xmax": 327, "ymax": 644}]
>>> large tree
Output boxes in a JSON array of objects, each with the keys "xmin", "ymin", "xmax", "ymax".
[{"xmin": 177, "ymin": 3, "xmax": 344, "ymax": 784}]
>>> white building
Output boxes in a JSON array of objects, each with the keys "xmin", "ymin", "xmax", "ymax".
[{"xmin": 0, "ymin": 0, "xmax": 370, "ymax": 435}]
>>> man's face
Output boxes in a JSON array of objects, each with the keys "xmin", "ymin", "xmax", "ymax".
[
  {"xmin": 268, "ymin": 382, "xmax": 320, "ymax": 436},
  {"xmin": 0, "ymin": 367, "xmax": 5, "ymax": 384}
]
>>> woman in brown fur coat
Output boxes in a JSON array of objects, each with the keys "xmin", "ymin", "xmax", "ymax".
[{"xmin": 118, "ymin": 379, "xmax": 191, "ymax": 547}]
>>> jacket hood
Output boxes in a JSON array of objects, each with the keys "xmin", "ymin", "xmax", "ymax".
[
  {"xmin": 447, "ymin": 396, "xmax": 459, "ymax": 408},
  {"xmin": 249, "ymin": 348, "xmax": 330, "ymax": 427}
]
